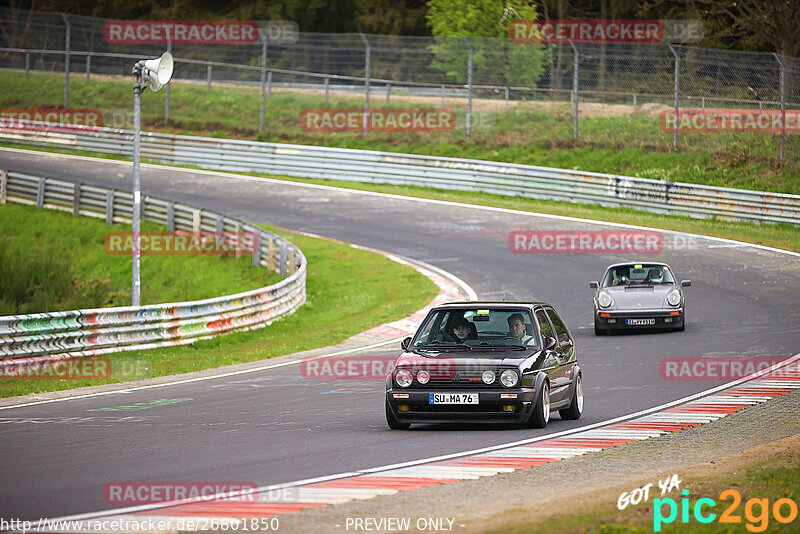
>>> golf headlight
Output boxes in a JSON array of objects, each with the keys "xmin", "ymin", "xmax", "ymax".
[
  {"xmin": 481, "ymin": 370, "xmax": 496, "ymax": 385},
  {"xmin": 416, "ymin": 370, "xmax": 430, "ymax": 384},
  {"xmin": 667, "ymin": 289, "xmax": 682, "ymax": 306},
  {"xmin": 500, "ymin": 369, "xmax": 518, "ymax": 388},
  {"xmin": 395, "ymin": 369, "xmax": 413, "ymax": 387},
  {"xmin": 598, "ymin": 291, "xmax": 613, "ymax": 308}
]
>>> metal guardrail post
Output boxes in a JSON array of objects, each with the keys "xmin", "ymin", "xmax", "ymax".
[
  {"xmin": 206, "ymin": 64, "xmax": 212, "ymax": 92},
  {"xmin": 60, "ymin": 13, "xmax": 70, "ymax": 108},
  {"xmin": 0, "ymin": 171, "xmax": 7, "ymax": 204},
  {"xmin": 280, "ymin": 242, "xmax": 288, "ymax": 276},
  {"xmin": 167, "ymin": 201, "xmax": 175, "ymax": 232},
  {"xmin": 505, "ymin": 86, "xmax": 509, "ymax": 110},
  {"xmin": 633, "ymin": 94, "xmax": 637, "ymax": 118},
  {"xmin": 36, "ymin": 177, "xmax": 45, "ymax": 208},
  {"xmin": 252, "ymin": 238, "xmax": 261, "ymax": 267},
  {"xmin": 441, "ymin": 85, "xmax": 445, "ymax": 109},
  {"xmin": 773, "ymin": 53, "xmax": 786, "ymax": 162},
  {"xmin": 259, "ymin": 31, "xmax": 268, "ymax": 133},
  {"xmin": 570, "ymin": 42, "xmax": 579, "ymax": 142},
  {"xmin": 386, "ymin": 83, "xmax": 391, "ymax": 106},
  {"xmin": 324, "ymin": 77, "xmax": 329, "ymax": 105},
  {"xmin": 25, "ymin": 53, "xmax": 30, "ymax": 78},
  {"xmin": 106, "ymin": 189, "xmax": 114, "ymax": 223},
  {"xmin": 193, "ymin": 209, "xmax": 201, "ymax": 234},
  {"xmin": 215, "ymin": 216, "xmax": 224, "ymax": 246},
  {"xmin": 669, "ymin": 45, "xmax": 680, "ymax": 149},
  {"xmin": 164, "ymin": 40, "xmax": 172, "ymax": 127},
  {"xmin": 360, "ymin": 33, "xmax": 371, "ymax": 138},
  {"xmin": 72, "ymin": 182, "xmax": 80, "ymax": 215},
  {"xmin": 267, "ymin": 71, "xmax": 272, "ymax": 98},
  {"xmin": 464, "ymin": 36, "xmax": 473, "ymax": 140},
  {"xmin": 85, "ymin": 54, "xmax": 91, "ymax": 81}
]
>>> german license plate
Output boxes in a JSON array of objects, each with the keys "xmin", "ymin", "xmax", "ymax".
[
  {"xmin": 429, "ymin": 393, "xmax": 478, "ymax": 404},
  {"xmin": 626, "ymin": 318, "xmax": 656, "ymax": 326}
]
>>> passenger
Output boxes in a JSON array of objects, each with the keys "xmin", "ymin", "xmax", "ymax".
[
  {"xmin": 451, "ymin": 317, "xmax": 474, "ymax": 343},
  {"xmin": 507, "ymin": 313, "xmax": 534, "ymax": 344}
]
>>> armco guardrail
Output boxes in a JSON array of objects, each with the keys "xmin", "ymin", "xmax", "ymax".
[
  {"xmin": 1, "ymin": 123, "xmax": 798, "ymax": 225},
  {"xmin": 0, "ymin": 170, "xmax": 306, "ymax": 361}
]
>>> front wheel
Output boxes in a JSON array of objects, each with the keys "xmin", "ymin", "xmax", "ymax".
[
  {"xmin": 386, "ymin": 399, "xmax": 411, "ymax": 430},
  {"xmin": 559, "ymin": 373, "xmax": 583, "ymax": 420},
  {"xmin": 594, "ymin": 320, "xmax": 607, "ymax": 336},
  {"xmin": 525, "ymin": 381, "xmax": 550, "ymax": 428}
]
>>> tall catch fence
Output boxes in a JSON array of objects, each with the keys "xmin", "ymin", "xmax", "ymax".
[{"xmin": 0, "ymin": 7, "xmax": 798, "ymax": 159}]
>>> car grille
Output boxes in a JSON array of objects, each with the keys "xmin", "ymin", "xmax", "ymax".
[{"xmin": 408, "ymin": 369, "xmax": 499, "ymax": 389}]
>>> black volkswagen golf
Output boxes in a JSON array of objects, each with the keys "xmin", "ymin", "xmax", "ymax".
[{"xmin": 385, "ymin": 302, "xmax": 583, "ymax": 429}]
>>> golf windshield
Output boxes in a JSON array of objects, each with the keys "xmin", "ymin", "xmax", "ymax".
[{"xmin": 413, "ymin": 308, "xmax": 537, "ymax": 348}]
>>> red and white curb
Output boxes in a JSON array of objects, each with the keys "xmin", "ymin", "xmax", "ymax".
[{"xmin": 43, "ymin": 357, "xmax": 800, "ymax": 532}]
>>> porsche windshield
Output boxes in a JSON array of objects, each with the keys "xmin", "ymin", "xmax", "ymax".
[
  {"xmin": 413, "ymin": 308, "xmax": 537, "ymax": 349},
  {"xmin": 602, "ymin": 264, "xmax": 676, "ymax": 287}
]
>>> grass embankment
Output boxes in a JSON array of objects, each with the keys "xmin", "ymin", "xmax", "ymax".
[
  {"xmin": 0, "ymin": 202, "xmax": 277, "ymax": 314},
  {"xmin": 0, "ymin": 204, "xmax": 439, "ymax": 399},
  {"xmin": 480, "ymin": 435, "xmax": 800, "ymax": 533},
  {"xmin": 1, "ymin": 70, "xmax": 797, "ymax": 194}
]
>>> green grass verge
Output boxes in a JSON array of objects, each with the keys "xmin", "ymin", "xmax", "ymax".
[
  {"xmin": 2, "ymin": 70, "xmax": 797, "ymax": 194},
  {"xmin": 0, "ymin": 223, "xmax": 439, "ymax": 399},
  {"xmin": 480, "ymin": 441, "xmax": 800, "ymax": 533},
  {"xmin": 0, "ymin": 202, "xmax": 278, "ymax": 314}
]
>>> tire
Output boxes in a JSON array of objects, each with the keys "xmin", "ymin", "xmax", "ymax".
[
  {"xmin": 594, "ymin": 321, "xmax": 607, "ymax": 336},
  {"xmin": 559, "ymin": 373, "xmax": 583, "ymax": 420},
  {"xmin": 525, "ymin": 381, "xmax": 550, "ymax": 429},
  {"xmin": 386, "ymin": 399, "xmax": 411, "ymax": 430}
]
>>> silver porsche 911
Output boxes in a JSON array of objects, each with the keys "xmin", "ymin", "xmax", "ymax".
[{"xmin": 590, "ymin": 262, "xmax": 691, "ymax": 335}]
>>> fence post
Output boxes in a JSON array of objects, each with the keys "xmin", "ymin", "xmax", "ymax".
[
  {"xmin": 633, "ymin": 94, "xmax": 637, "ymax": 118},
  {"xmin": 505, "ymin": 86, "xmax": 509, "ymax": 110},
  {"xmin": 701, "ymin": 96, "xmax": 705, "ymax": 113},
  {"xmin": 105, "ymin": 189, "xmax": 114, "ymax": 223},
  {"xmin": 464, "ymin": 36, "xmax": 473, "ymax": 140},
  {"xmin": 37, "ymin": 178, "xmax": 45, "ymax": 208},
  {"xmin": 60, "ymin": 13, "xmax": 70, "ymax": 108},
  {"xmin": 164, "ymin": 40, "xmax": 172, "ymax": 127},
  {"xmin": 360, "ymin": 33, "xmax": 370, "ymax": 138},
  {"xmin": 259, "ymin": 31, "xmax": 268, "ymax": 133},
  {"xmin": 85, "ymin": 54, "xmax": 91, "ymax": 81},
  {"xmin": 324, "ymin": 76, "xmax": 329, "ymax": 105},
  {"xmin": 441, "ymin": 84, "xmax": 445, "ymax": 109},
  {"xmin": 206, "ymin": 64, "xmax": 212, "ymax": 92},
  {"xmin": 267, "ymin": 71, "xmax": 272, "ymax": 98},
  {"xmin": 72, "ymin": 182, "xmax": 80, "ymax": 215},
  {"xmin": 0, "ymin": 170, "xmax": 7, "ymax": 204},
  {"xmin": 773, "ymin": 53, "xmax": 786, "ymax": 162},
  {"xmin": 386, "ymin": 83, "xmax": 391, "ymax": 106},
  {"xmin": 669, "ymin": 45, "xmax": 680, "ymax": 149},
  {"xmin": 569, "ymin": 42, "xmax": 579, "ymax": 142},
  {"xmin": 25, "ymin": 53, "xmax": 30, "ymax": 78}
]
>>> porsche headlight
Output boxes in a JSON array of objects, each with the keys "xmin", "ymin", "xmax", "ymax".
[
  {"xmin": 481, "ymin": 370, "xmax": 496, "ymax": 385},
  {"xmin": 667, "ymin": 289, "xmax": 682, "ymax": 306},
  {"xmin": 500, "ymin": 369, "xmax": 519, "ymax": 388},
  {"xmin": 598, "ymin": 291, "xmax": 614, "ymax": 308},
  {"xmin": 395, "ymin": 369, "xmax": 413, "ymax": 387}
]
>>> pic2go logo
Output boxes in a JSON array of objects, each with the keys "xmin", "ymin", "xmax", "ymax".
[{"xmin": 654, "ymin": 489, "xmax": 799, "ymax": 532}]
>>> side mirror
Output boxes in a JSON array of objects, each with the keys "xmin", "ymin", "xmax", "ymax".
[
  {"xmin": 681, "ymin": 280, "xmax": 692, "ymax": 287},
  {"xmin": 589, "ymin": 281, "xmax": 599, "ymax": 289},
  {"xmin": 401, "ymin": 337, "xmax": 412, "ymax": 351},
  {"xmin": 543, "ymin": 336, "xmax": 557, "ymax": 351}
]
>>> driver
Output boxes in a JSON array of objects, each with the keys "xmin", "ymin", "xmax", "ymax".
[{"xmin": 507, "ymin": 313, "xmax": 534, "ymax": 344}]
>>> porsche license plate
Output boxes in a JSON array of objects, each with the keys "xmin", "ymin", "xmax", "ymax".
[
  {"xmin": 429, "ymin": 393, "xmax": 479, "ymax": 404},
  {"xmin": 626, "ymin": 318, "xmax": 656, "ymax": 326}
]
